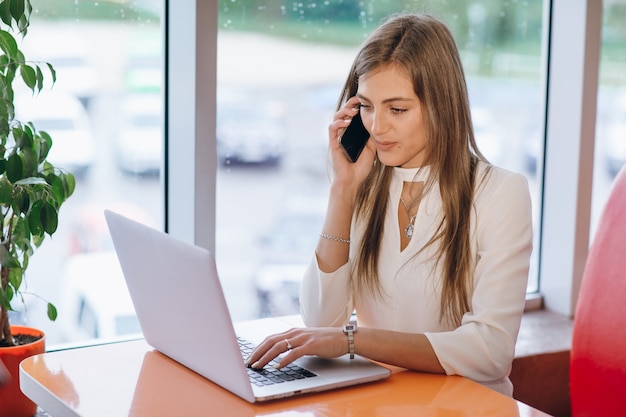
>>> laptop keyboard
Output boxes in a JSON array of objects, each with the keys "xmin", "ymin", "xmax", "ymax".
[{"xmin": 238, "ymin": 337, "xmax": 317, "ymax": 387}]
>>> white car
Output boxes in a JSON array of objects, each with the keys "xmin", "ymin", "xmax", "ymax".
[
  {"xmin": 217, "ymin": 89, "xmax": 287, "ymax": 166},
  {"xmin": 16, "ymin": 91, "xmax": 96, "ymax": 178},
  {"xmin": 115, "ymin": 94, "xmax": 163, "ymax": 175},
  {"xmin": 23, "ymin": 32, "xmax": 98, "ymax": 108},
  {"xmin": 472, "ymin": 106, "xmax": 503, "ymax": 165},
  {"xmin": 58, "ymin": 251, "xmax": 141, "ymax": 343}
]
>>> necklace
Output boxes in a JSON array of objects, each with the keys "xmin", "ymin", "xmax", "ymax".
[{"xmin": 399, "ymin": 196, "xmax": 417, "ymax": 239}]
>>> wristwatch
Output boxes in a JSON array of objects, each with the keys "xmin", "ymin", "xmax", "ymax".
[{"xmin": 343, "ymin": 323, "xmax": 357, "ymax": 359}]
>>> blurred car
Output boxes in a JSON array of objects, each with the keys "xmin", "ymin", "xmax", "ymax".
[
  {"xmin": 24, "ymin": 33, "xmax": 98, "ymax": 109},
  {"xmin": 16, "ymin": 91, "xmax": 96, "ymax": 178},
  {"xmin": 115, "ymin": 93, "xmax": 163, "ymax": 176},
  {"xmin": 67, "ymin": 202, "xmax": 156, "ymax": 256},
  {"xmin": 59, "ymin": 251, "xmax": 141, "ymax": 342},
  {"xmin": 472, "ymin": 106, "xmax": 503, "ymax": 165},
  {"xmin": 254, "ymin": 202, "xmax": 325, "ymax": 317},
  {"xmin": 523, "ymin": 122, "xmax": 543, "ymax": 176},
  {"xmin": 217, "ymin": 89, "xmax": 287, "ymax": 166},
  {"xmin": 124, "ymin": 31, "xmax": 162, "ymax": 94},
  {"xmin": 605, "ymin": 93, "xmax": 626, "ymax": 178}
]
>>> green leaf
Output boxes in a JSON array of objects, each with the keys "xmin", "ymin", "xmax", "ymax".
[
  {"xmin": 14, "ymin": 176, "xmax": 46, "ymax": 186},
  {"xmin": 62, "ymin": 171, "xmax": 76, "ymax": 198},
  {"xmin": 0, "ymin": 286, "xmax": 15, "ymax": 310},
  {"xmin": 14, "ymin": 188, "xmax": 28, "ymax": 213},
  {"xmin": 8, "ymin": 266, "xmax": 22, "ymax": 290},
  {"xmin": 0, "ymin": 288, "xmax": 12, "ymax": 310},
  {"xmin": 10, "ymin": 0, "xmax": 25, "ymax": 26},
  {"xmin": 27, "ymin": 199, "xmax": 42, "ymax": 235},
  {"xmin": 48, "ymin": 173, "xmax": 65, "ymax": 203},
  {"xmin": 0, "ymin": 242, "xmax": 19, "ymax": 268},
  {"xmin": 19, "ymin": 63, "xmax": 36, "ymax": 90},
  {"xmin": 38, "ymin": 130, "xmax": 52, "ymax": 161},
  {"xmin": 46, "ymin": 62, "xmax": 56, "ymax": 85},
  {"xmin": 12, "ymin": 124, "xmax": 26, "ymax": 148},
  {"xmin": 14, "ymin": 48, "xmax": 24, "ymax": 64},
  {"xmin": 0, "ymin": 1, "xmax": 12, "ymax": 27},
  {"xmin": 39, "ymin": 201, "xmax": 58, "ymax": 235},
  {"xmin": 21, "ymin": 146, "xmax": 37, "ymax": 176},
  {"xmin": 35, "ymin": 64, "xmax": 42, "ymax": 91},
  {"xmin": 0, "ymin": 176, "xmax": 11, "ymax": 204},
  {"xmin": 6, "ymin": 152, "xmax": 23, "ymax": 182},
  {"xmin": 47, "ymin": 302, "xmax": 57, "ymax": 321},
  {"xmin": 0, "ymin": 29, "xmax": 18, "ymax": 59}
]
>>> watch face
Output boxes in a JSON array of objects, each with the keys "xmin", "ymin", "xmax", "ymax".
[{"xmin": 344, "ymin": 324, "xmax": 355, "ymax": 332}]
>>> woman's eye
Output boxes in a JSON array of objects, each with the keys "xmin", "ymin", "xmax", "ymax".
[
  {"xmin": 359, "ymin": 104, "xmax": 372, "ymax": 111},
  {"xmin": 391, "ymin": 108, "xmax": 408, "ymax": 114}
]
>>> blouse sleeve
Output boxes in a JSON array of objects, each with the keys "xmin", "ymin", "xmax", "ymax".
[
  {"xmin": 425, "ymin": 169, "xmax": 533, "ymax": 383},
  {"xmin": 299, "ymin": 255, "xmax": 354, "ymax": 327}
]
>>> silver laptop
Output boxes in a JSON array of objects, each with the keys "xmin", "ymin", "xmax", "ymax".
[{"xmin": 104, "ymin": 210, "xmax": 390, "ymax": 403}]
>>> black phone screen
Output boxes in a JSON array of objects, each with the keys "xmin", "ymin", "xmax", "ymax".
[{"xmin": 339, "ymin": 112, "xmax": 370, "ymax": 163}]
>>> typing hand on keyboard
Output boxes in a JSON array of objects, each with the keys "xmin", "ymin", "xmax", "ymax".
[{"xmin": 238, "ymin": 337, "xmax": 316, "ymax": 386}]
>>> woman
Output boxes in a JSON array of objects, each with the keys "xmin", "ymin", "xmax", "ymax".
[{"xmin": 246, "ymin": 13, "xmax": 532, "ymax": 396}]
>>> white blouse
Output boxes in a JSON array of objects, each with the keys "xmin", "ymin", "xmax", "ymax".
[{"xmin": 299, "ymin": 163, "xmax": 533, "ymax": 396}]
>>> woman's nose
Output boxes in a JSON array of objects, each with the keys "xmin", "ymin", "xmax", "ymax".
[{"xmin": 368, "ymin": 112, "xmax": 387, "ymax": 136}]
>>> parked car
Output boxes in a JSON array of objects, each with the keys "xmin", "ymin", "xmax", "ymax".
[
  {"xmin": 67, "ymin": 202, "xmax": 156, "ymax": 256},
  {"xmin": 523, "ymin": 122, "xmax": 543, "ymax": 176},
  {"xmin": 59, "ymin": 251, "xmax": 141, "ymax": 342},
  {"xmin": 217, "ymin": 89, "xmax": 287, "ymax": 166},
  {"xmin": 115, "ymin": 93, "xmax": 163, "ymax": 176},
  {"xmin": 16, "ymin": 91, "xmax": 96, "ymax": 178},
  {"xmin": 472, "ymin": 106, "xmax": 503, "ymax": 166},
  {"xmin": 124, "ymin": 31, "xmax": 162, "ymax": 94},
  {"xmin": 24, "ymin": 33, "xmax": 98, "ymax": 109},
  {"xmin": 253, "ymin": 198, "xmax": 326, "ymax": 317}
]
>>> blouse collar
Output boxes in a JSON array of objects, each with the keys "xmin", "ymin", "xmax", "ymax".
[{"xmin": 392, "ymin": 165, "xmax": 431, "ymax": 183}]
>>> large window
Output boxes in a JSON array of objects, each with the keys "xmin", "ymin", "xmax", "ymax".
[
  {"xmin": 214, "ymin": 1, "xmax": 547, "ymax": 321},
  {"xmin": 18, "ymin": 1, "xmax": 617, "ymax": 347},
  {"xmin": 15, "ymin": 1, "xmax": 164, "ymax": 345}
]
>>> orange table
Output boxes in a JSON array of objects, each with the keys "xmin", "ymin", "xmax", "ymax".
[{"xmin": 19, "ymin": 337, "xmax": 551, "ymax": 417}]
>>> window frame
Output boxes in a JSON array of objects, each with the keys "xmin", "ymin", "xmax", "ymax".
[
  {"xmin": 538, "ymin": 0, "xmax": 602, "ymax": 316},
  {"xmin": 165, "ymin": 0, "xmax": 217, "ymax": 255}
]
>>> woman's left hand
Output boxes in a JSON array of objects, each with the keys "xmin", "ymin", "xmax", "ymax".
[{"xmin": 245, "ymin": 327, "xmax": 348, "ymax": 370}]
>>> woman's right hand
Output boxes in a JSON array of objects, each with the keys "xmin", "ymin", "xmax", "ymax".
[{"xmin": 328, "ymin": 96, "xmax": 377, "ymax": 187}]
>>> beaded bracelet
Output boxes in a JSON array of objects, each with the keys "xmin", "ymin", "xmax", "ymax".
[{"xmin": 319, "ymin": 232, "xmax": 351, "ymax": 244}]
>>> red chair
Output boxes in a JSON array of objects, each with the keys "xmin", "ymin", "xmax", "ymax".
[{"xmin": 570, "ymin": 166, "xmax": 626, "ymax": 416}]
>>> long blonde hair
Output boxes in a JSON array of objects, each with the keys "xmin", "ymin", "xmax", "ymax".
[{"xmin": 338, "ymin": 14, "xmax": 490, "ymax": 326}]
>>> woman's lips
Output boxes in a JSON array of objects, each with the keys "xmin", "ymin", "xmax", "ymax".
[{"xmin": 375, "ymin": 140, "xmax": 396, "ymax": 152}]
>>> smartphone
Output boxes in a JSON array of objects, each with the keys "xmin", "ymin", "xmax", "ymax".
[{"xmin": 340, "ymin": 111, "xmax": 370, "ymax": 163}]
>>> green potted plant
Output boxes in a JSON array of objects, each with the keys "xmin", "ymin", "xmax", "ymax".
[{"xmin": 0, "ymin": 1, "xmax": 75, "ymax": 416}]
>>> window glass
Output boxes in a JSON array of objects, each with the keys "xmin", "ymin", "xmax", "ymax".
[
  {"xmin": 13, "ymin": 1, "xmax": 163, "ymax": 345},
  {"xmin": 18, "ymin": 1, "xmax": 549, "ymax": 347},
  {"xmin": 216, "ymin": 0, "xmax": 547, "ymax": 321},
  {"xmin": 591, "ymin": 2, "xmax": 626, "ymax": 236}
]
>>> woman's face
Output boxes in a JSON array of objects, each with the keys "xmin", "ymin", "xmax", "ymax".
[{"xmin": 356, "ymin": 64, "xmax": 427, "ymax": 168}]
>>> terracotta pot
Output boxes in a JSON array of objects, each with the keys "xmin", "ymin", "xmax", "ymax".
[{"xmin": 0, "ymin": 325, "xmax": 45, "ymax": 417}]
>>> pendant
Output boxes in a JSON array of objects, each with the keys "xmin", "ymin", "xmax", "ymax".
[{"xmin": 405, "ymin": 224, "xmax": 414, "ymax": 239}]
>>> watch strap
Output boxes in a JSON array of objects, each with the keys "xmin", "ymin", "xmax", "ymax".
[{"xmin": 343, "ymin": 323, "xmax": 356, "ymax": 359}]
